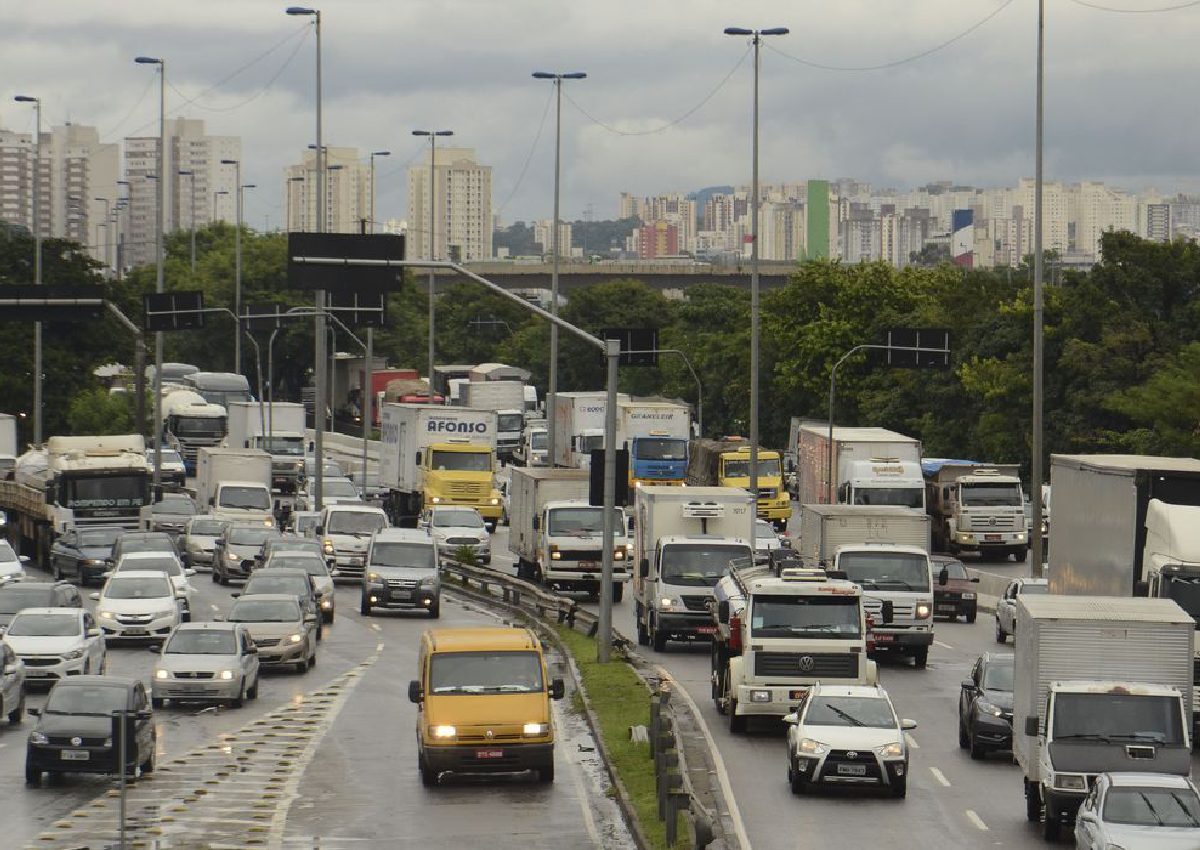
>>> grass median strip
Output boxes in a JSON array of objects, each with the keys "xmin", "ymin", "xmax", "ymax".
[{"xmin": 555, "ymin": 625, "xmax": 680, "ymax": 850}]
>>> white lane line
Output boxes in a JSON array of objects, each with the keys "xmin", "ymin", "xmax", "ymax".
[
  {"xmin": 905, "ymin": 732, "xmax": 919, "ymax": 749},
  {"xmin": 375, "ymin": 642, "xmax": 384, "ymax": 652},
  {"xmin": 557, "ymin": 700, "xmax": 603, "ymax": 848},
  {"xmin": 965, "ymin": 809, "xmax": 989, "ymax": 831},
  {"xmin": 210, "ymin": 603, "xmax": 220, "ymax": 611},
  {"xmin": 368, "ymin": 622, "xmax": 381, "ymax": 632},
  {"xmin": 655, "ymin": 665, "xmax": 751, "ymax": 850},
  {"xmin": 929, "ymin": 766, "xmax": 951, "ymax": 787},
  {"xmin": 934, "ymin": 640, "xmax": 954, "ymax": 650}
]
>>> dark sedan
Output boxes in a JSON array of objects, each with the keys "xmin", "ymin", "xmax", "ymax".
[
  {"xmin": 50, "ymin": 527, "xmax": 125, "ymax": 585},
  {"xmin": 958, "ymin": 652, "xmax": 1014, "ymax": 760},
  {"xmin": 931, "ymin": 555, "xmax": 979, "ymax": 623}
]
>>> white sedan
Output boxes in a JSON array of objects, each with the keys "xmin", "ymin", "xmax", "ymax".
[
  {"xmin": 2, "ymin": 607, "xmax": 106, "ymax": 683},
  {"xmin": 1075, "ymin": 772, "xmax": 1200, "ymax": 849},
  {"xmin": 0, "ymin": 540, "xmax": 28, "ymax": 584},
  {"xmin": 420, "ymin": 506, "xmax": 492, "ymax": 564}
]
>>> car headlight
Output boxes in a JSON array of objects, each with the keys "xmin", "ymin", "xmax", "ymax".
[
  {"xmin": 1053, "ymin": 772, "xmax": 1087, "ymax": 791},
  {"xmin": 99, "ymin": 610, "xmax": 116, "ymax": 620},
  {"xmin": 218, "ymin": 670, "xmax": 235, "ymax": 681},
  {"xmin": 227, "ymin": 552, "xmax": 239, "ymax": 561},
  {"xmin": 154, "ymin": 609, "xmax": 177, "ymax": 619},
  {"xmin": 977, "ymin": 700, "xmax": 1004, "ymax": 718},
  {"xmin": 320, "ymin": 599, "xmax": 332, "ymax": 609},
  {"xmin": 288, "ymin": 633, "xmax": 304, "ymax": 644},
  {"xmin": 914, "ymin": 602, "xmax": 932, "ymax": 619},
  {"xmin": 155, "ymin": 668, "xmax": 170, "ymax": 680},
  {"xmin": 797, "ymin": 738, "xmax": 829, "ymax": 756},
  {"xmin": 322, "ymin": 539, "xmax": 335, "ymax": 555},
  {"xmin": 62, "ymin": 648, "xmax": 85, "ymax": 660},
  {"xmin": 432, "ymin": 725, "xmax": 456, "ymax": 739},
  {"xmin": 660, "ymin": 597, "xmax": 676, "ymax": 608},
  {"xmin": 366, "ymin": 572, "xmax": 383, "ymax": 584},
  {"xmin": 29, "ymin": 731, "xmax": 48, "ymax": 745},
  {"xmin": 522, "ymin": 722, "xmax": 549, "ymax": 736},
  {"xmin": 876, "ymin": 741, "xmax": 904, "ymax": 758},
  {"xmin": 962, "ymin": 592, "xmax": 977, "ymax": 600}
]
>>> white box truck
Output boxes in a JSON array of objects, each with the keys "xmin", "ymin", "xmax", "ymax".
[
  {"xmin": 461, "ymin": 381, "xmax": 526, "ymax": 462},
  {"xmin": 508, "ymin": 467, "xmax": 629, "ymax": 600},
  {"xmin": 794, "ymin": 424, "xmax": 924, "ymax": 508},
  {"xmin": 552, "ymin": 391, "xmax": 623, "ymax": 470},
  {"xmin": 632, "ymin": 486, "xmax": 755, "ymax": 652},
  {"xmin": 195, "ymin": 447, "xmax": 274, "ymax": 526},
  {"xmin": 226, "ymin": 401, "xmax": 307, "ymax": 494},
  {"xmin": 1014, "ymin": 595, "xmax": 1194, "ymax": 841},
  {"xmin": 378, "ymin": 404, "xmax": 502, "ymax": 527},
  {"xmin": 797, "ymin": 504, "xmax": 934, "ymax": 667},
  {"xmin": 923, "ymin": 460, "xmax": 1027, "ymax": 559}
]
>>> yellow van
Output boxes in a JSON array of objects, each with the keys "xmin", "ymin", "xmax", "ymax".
[{"xmin": 409, "ymin": 627, "xmax": 564, "ymax": 786}]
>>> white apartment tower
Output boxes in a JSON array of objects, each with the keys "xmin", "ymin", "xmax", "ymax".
[
  {"xmin": 407, "ymin": 147, "xmax": 492, "ymax": 262},
  {"xmin": 283, "ymin": 146, "xmax": 371, "ymax": 234}
]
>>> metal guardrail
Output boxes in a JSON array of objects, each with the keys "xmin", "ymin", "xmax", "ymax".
[{"xmin": 437, "ymin": 553, "xmax": 725, "ymax": 850}]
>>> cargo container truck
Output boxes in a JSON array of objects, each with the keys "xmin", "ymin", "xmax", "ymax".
[
  {"xmin": 195, "ymin": 447, "xmax": 274, "ymax": 526},
  {"xmin": 923, "ymin": 459, "xmax": 1026, "ymax": 559},
  {"xmin": 793, "ymin": 424, "xmax": 924, "ymax": 508},
  {"xmin": 461, "ymin": 381, "xmax": 526, "ymax": 462},
  {"xmin": 0, "ymin": 413, "xmax": 18, "ymax": 480},
  {"xmin": 161, "ymin": 389, "xmax": 227, "ymax": 474},
  {"xmin": 225, "ymin": 401, "xmax": 306, "ymax": 495},
  {"xmin": 552, "ymin": 392, "xmax": 628, "ymax": 470},
  {"xmin": 618, "ymin": 400, "xmax": 691, "ymax": 486}
]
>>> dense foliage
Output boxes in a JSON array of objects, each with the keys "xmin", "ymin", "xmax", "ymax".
[{"xmin": 4, "ymin": 224, "xmax": 1199, "ymax": 481}]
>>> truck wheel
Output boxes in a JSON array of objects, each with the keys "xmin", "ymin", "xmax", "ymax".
[
  {"xmin": 1024, "ymin": 780, "xmax": 1041, "ymax": 822},
  {"xmin": 652, "ymin": 621, "xmax": 668, "ymax": 653},
  {"xmin": 611, "ymin": 583, "xmax": 623, "ymax": 603},
  {"xmin": 966, "ymin": 609, "xmax": 977, "ymax": 624},
  {"xmin": 912, "ymin": 647, "xmax": 929, "ymax": 668},
  {"xmin": 636, "ymin": 609, "xmax": 650, "ymax": 647},
  {"xmin": 995, "ymin": 618, "xmax": 1007, "ymax": 644},
  {"xmin": 1041, "ymin": 805, "xmax": 1059, "ymax": 841},
  {"xmin": 729, "ymin": 702, "xmax": 746, "ymax": 733}
]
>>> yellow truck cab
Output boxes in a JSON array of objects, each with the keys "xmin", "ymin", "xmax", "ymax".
[
  {"xmin": 688, "ymin": 438, "xmax": 792, "ymax": 530},
  {"xmin": 422, "ymin": 441, "xmax": 503, "ymax": 526},
  {"xmin": 409, "ymin": 627, "xmax": 564, "ymax": 786}
]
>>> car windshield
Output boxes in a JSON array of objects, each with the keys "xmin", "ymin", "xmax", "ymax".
[
  {"xmin": 219, "ymin": 486, "xmax": 271, "ymax": 511},
  {"xmin": 804, "ymin": 696, "xmax": 897, "ymax": 729},
  {"xmin": 429, "ymin": 450, "xmax": 492, "ymax": 472},
  {"xmin": 165, "ymin": 630, "xmax": 236, "ymax": 654},
  {"xmin": 189, "ymin": 519, "xmax": 226, "ymax": 536},
  {"xmin": 1103, "ymin": 786, "xmax": 1200, "ymax": 828},
  {"xmin": 1053, "ymin": 693, "xmax": 1184, "ymax": 745},
  {"xmin": 45, "ymin": 684, "xmax": 129, "ymax": 715},
  {"xmin": 267, "ymin": 556, "xmax": 327, "ymax": 577},
  {"xmin": 434, "ymin": 509, "xmax": 485, "ymax": 529},
  {"xmin": 633, "ymin": 438, "xmax": 687, "ymax": 462},
  {"xmin": 982, "ymin": 662, "xmax": 1014, "ymax": 692},
  {"xmin": 429, "ymin": 650, "xmax": 544, "ymax": 694},
  {"xmin": 531, "ymin": 431, "xmax": 548, "ymax": 450},
  {"xmin": 659, "ymin": 543, "xmax": 750, "ymax": 586},
  {"xmin": 228, "ymin": 527, "xmax": 277, "ymax": 546},
  {"xmin": 961, "ymin": 482, "xmax": 1023, "ymax": 507},
  {"xmin": 837, "ymin": 551, "xmax": 931, "ymax": 592},
  {"xmin": 326, "ymin": 512, "xmax": 387, "ymax": 535},
  {"xmin": 270, "ymin": 541, "xmax": 321, "ymax": 556},
  {"xmin": 851, "ymin": 486, "xmax": 924, "ymax": 509},
  {"xmin": 752, "ymin": 596, "xmax": 861, "ymax": 639},
  {"xmin": 154, "ymin": 498, "xmax": 196, "ymax": 516},
  {"xmin": 936, "ymin": 560, "xmax": 970, "ymax": 580},
  {"xmin": 161, "ymin": 450, "xmax": 184, "ymax": 464},
  {"xmin": 6, "ymin": 612, "xmax": 81, "ymax": 637},
  {"xmin": 0, "ymin": 587, "xmax": 53, "ymax": 613},
  {"xmin": 723, "ymin": 457, "xmax": 781, "ymax": 477},
  {"xmin": 370, "ymin": 542, "xmax": 436, "ymax": 569},
  {"xmin": 118, "ymin": 557, "xmax": 181, "ymax": 576},
  {"xmin": 229, "ymin": 599, "xmax": 302, "ymax": 623},
  {"xmin": 105, "ymin": 577, "xmax": 172, "ymax": 599},
  {"xmin": 324, "ymin": 480, "xmax": 359, "ymax": 498},
  {"xmin": 246, "ymin": 575, "xmax": 307, "ymax": 596},
  {"xmin": 78, "ymin": 529, "xmax": 124, "ymax": 547}
]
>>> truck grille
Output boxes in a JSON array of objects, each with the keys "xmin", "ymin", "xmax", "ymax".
[
  {"xmin": 447, "ymin": 481, "xmax": 485, "ymax": 496},
  {"xmin": 862, "ymin": 599, "xmax": 916, "ymax": 623},
  {"xmin": 966, "ymin": 514, "xmax": 1019, "ymax": 531},
  {"xmin": 554, "ymin": 549, "xmax": 602, "ymax": 562},
  {"xmin": 680, "ymin": 595, "xmax": 712, "ymax": 613},
  {"xmin": 754, "ymin": 652, "xmax": 859, "ymax": 679}
]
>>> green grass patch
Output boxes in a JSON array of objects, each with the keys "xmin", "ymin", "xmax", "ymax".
[{"xmin": 556, "ymin": 626, "xmax": 681, "ymax": 850}]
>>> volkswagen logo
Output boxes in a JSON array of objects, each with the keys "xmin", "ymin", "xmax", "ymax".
[
  {"xmin": 485, "ymin": 730, "xmax": 494, "ymax": 740},
  {"xmin": 989, "ymin": 517, "xmax": 997, "ymax": 527},
  {"xmin": 797, "ymin": 656, "xmax": 816, "ymax": 673},
  {"xmin": 70, "ymin": 737, "xmax": 82, "ymax": 747},
  {"xmin": 846, "ymin": 751, "xmax": 858, "ymax": 759}
]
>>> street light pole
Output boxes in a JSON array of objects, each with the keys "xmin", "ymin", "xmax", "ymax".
[
  {"xmin": 724, "ymin": 25, "xmax": 787, "ymax": 543},
  {"xmin": 412, "ymin": 129, "xmax": 453, "ymax": 390},
  {"xmin": 135, "ymin": 55, "xmax": 166, "ymax": 491},
  {"xmin": 212, "ymin": 189, "xmax": 228, "ymax": 224},
  {"xmin": 93, "ymin": 196, "xmax": 111, "ymax": 274},
  {"xmin": 532, "ymin": 71, "xmax": 586, "ymax": 468},
  {"xmin": 14, "ymin": 95, "xmax": 42, "ymax": 446},
  {"xmin": 178, "ymin": 169, "xmax": 196, "ymax": 273},
  {"xmin": 220, "ymin": 159, "xmax": 243, "ymax": 373},
  {"xmin": 1031, "ymin": 0, "xmax": 1046, "ymax": 576},
  {"xmin": 363, "ymin": 150, "xmax": 390, "ymax": 473},
  {"xmin": 287, "ymin": 5, "xmax": 326, "ymax": 512}
]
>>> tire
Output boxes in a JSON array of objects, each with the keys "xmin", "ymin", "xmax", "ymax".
[
  {"xmin": 429, "ymin": 600, "xmax": 441, "ymax": 619},
  {"xmin": 1025, "ymin": 780, "xmax": 1042, "ymax": 822},
  {"xmin": 152, "ymin": 697, "xmax": 164, "ymax": 710},
  {"xmin": 958, "ymin": 719, "xmax": 969, "ymax": 749},
  {"xmin": 652, "ymin": 623, "xmax": 668, "ymax": 653},
  {"xmin": 307, "ymin": 651, "xmax": 316, "ymax": 670},
  {"xmin": 247, "ymin": 677, "xmax": 259, "ymax": 700},
  {"xmin": 891, "ymin": 776, "xmax": 907, "ymax": 798},
  {"xmin": 25, "ymin": 760, "xmax": 40, "ymax": 785},
  {"xmin": 360, "ymin": 598, "xmax": 372, "ymax": 617},
  {"xmin": 969, "ymin": 732, "xmax": 987, "ymax": 761},
  {"xmin": 536, "ymin": 764, "xmax": 555, "ymax": 784},
  {"xmin": 912, "ymin": 647, "xmax": 929, "ymax": 668},
  {"xmin": 729, "ymin": 702, "xmax": 746, "ymax": 733},
  {"xmin": 324, "ymin": 610, "xmax": 334, "ymax": 625},
  {"xmin": 53, "ymin": 559, "xmax": 62, "ymax": 581},
  {"xmin": 966, "ymin": 610, "xmax": 977, "ymax": 624},
  {"xmin": 140, "ymin": 748, "xmax": 156, "ymax": 775},
  {"xmin": 995, "ymin": 618, "xmax": 1007, "ymax": 644},
  {"xmin": 788, "ymin": 759, "xmax": 806, "ymax": 795},
  {"xmin": 420, "ymin": 759, "xmax": 438, "ymax": 788},
  {"xmin": 9, "ymin": 693, "xmax": 25, "ymax": 724},
  {"xmin": 295, "ymin": 659, "xmax": 308, "ymax": 674},
  {"xmin": 1041, "ymin": 803, "xmax": 1059, "ymax": 841},
  {"xmin": 315, "ymin": 623, "xmax": 322, "ymax": 642},
  {"xmin": 636, "ymin": 606, "xmax": 650, "ymax": 646},
  {"xmin": 212, "ymin": 570, "xmax": 220, "ymax": 584},
  {"xmin": 229, "ymin": 682, "xmax": 245, "ymax": 709},
  {"xmin": 218, "ymin": 571, "xmax": 229, "ymax": 586},
  {"xmin": 612, "ymin": 583, "xmax": 624, "ymax": 603}
]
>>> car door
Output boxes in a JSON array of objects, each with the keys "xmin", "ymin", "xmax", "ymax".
[
  {"xmin": 961, "ymin": 658, "xmax": 981, "ymax": 721},
  {"xmin": 1075, "ymin": 783, "xmax": 1101, "ymax": 847},
  {"xmin": 132, "ymin": 683, "xmax": 153, "ymax": 760},
  {"xmin": 51, "ymin": 531, "xmax": 75, "ymax": 576},
  {"xmin": 82, "ymin": 612, "xmax": 104, "ymax": 671},
  {"xmin": 0, "ymin": 643, "xmax": 20, "ymax": 713}
]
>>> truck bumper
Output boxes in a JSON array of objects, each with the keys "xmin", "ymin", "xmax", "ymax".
[
  {"xmin": 952, "ymin": 531, "xmax": 1027, "ymax": 550},
  {"xmin": 1043, "ymin": 787, "xmax": 1086, "ymax": 822},
  {"xmin": 869, "ymin": 629, "xmax": 933, "ymax": 650},
  {"xmin": 655, "ymin": 612, "xmax": 717, "ymax": 640},
  {"xmin": 735, "ymin": 684, "xmax": 819, "ymax": 716},
  {"xmin": 543, "ymin": 568, "xmax": 630, "ymax": 588},
  {"xmin": 757, "ymin": 498, "xmax": 791, "ymax": 523}
]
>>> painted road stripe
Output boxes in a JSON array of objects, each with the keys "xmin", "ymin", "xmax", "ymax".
[
  {"xmin": 369, "ymin": 622, "xmax": 381, "ymax": 632},
  {"xmin": 929, "ymin": 766, "xmax": 951, "ymax": 787},
  {"xmin": 375, "ymin": 642, "xmax": 384, "ymax": 652},
  {"xmin": 934, "ymin": 640, "xmax": 954, "ymax": 650},
  {"xmin": 905, "ymin": 732, "xmax": 919, "ymax": 749},
  {"xmin": 966, "ymin": 809, "xmax": 989, "ymax": 830}
]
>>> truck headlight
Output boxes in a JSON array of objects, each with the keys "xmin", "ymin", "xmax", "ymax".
[
  {"xmin": 155, "ymin": 668, "xmax": 170, "ymax": 680},
  {"xmin": 550, "ymin": 550, "xmax": 561, "ymax": 560},
  {"xmin": 1053, "ymin": 772, "xmax": 1087, "ymax": 792},
  {"xmin": 1015, "ymin": 532, "xmax": 1027, "ymax": 542},
  {"xmin": 749, "ymin": 690, "xmax": 772, "ymax": 703},
  {"xmin": 227, "ymin": 552, "xmax": 239, "ymax": 561},
  {"xmin": 614, "ymin": 549, "xmax": 625, "ymax": 561},
  {"xmin": 322, "ymin": 539, "xmax": 335, "ymax": 555},
  {"xmin": 660, "ymin": 597, "xmax": 676, "ymax": 608},
  {"xmin": 218, "ymin": 670, "xmax": 235, "ymax": 681},
  {"xmin": 522, "ymin": 722, "xmax": 549, "ymax": 736},
  {"xmin": 366, "ymin": 572, "xmax": 383, "ymax": 584},
  {"xmin": 320, "ymin": 599, "xmax": 332, "ymax": 609},
  {"xmin": 430, "ymin": 497, "xmax": 442, "ymax": 504},
  {"xmin": 489, "ymin": 498, "xmax": 499, "ymax": 506},
  {"xmin": 797, "ymin": 738, "xmax": 828, "ymax": 756},
  {"xmin": 914, "ymin": 602, "xmax": 932, "ymax": 619},
  {"xmin": 432, "ymin": 725, "xmax": 456, "ymax": 739},
  {"xmin": 29, "ymin": 731, "xmax": 48, "ymax": 745},
  {"xmin": 876, "ymin": 741, "xmax": 904, "ymax": 758}
]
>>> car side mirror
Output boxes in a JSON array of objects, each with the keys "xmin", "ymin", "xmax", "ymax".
[
  {"xmin": 18, "ymin": 555, "xmax": 29, "ymax": 564},
  {"xmin": 550, "ymin": 678, "xmax": 565, "ymax": 700},
  {"xmin": 89, "ymin": 592, "xmax": 101, "ymax": 601},
  {"xmin": 639, "ymin": 558, "xmax": 650, "ymax": 579},
  {"xmin": 408, "ymin": 680, "xmax": 423, "ymax": 704},
  {"xmin": 938, "ymin": 567, "xmax": 949, "ymax": 586},
  {"xmin": 900, "ymin": 719, "xmax": 917, "ymax": 731},
  {"xmin": 315, "ymin": 526, "xmax": 324, "ymax": 536},
  {"xmin": 782, "ymin": 712, "xmax": 799, "ymax": 725},
  {"xmin": 1025, "ymin": 716, "xmax": 1040, "ymax": 737}
]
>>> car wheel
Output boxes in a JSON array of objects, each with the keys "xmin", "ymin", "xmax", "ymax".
[
  {"xmin": 295, "ymin": 658, "xmax": 308, "ymax": 674},
  {"xmin": 25, "ymin": 760, "xmax": 40, "ymax": 785},
  {"xmin": 219, "ymin": 572, "xmax": 229, "ymax": 586},
  {"xmin": 728, "ymin": 702, "xmax": 746, "ymax": 733},
  {"xmin": 912, "ymin": 647, "xmax": 929, "ymax": 668},
  {"xmin": 212, "ymin": 570, "xmax": 220, "ymax": 584},
  {"xmin": 966, "ymin": 610, "xmax": 977, "ymax": 624},
  {"xmin": 789, "ymin": 759, "xmax": 807, "ymax": 795},
  {"xmin": 969, "ymin": 732, "xmax": 987, "ymax": 761},
  {"xmin": 53, "ymin": 560, "xmax": 62, "ymax": 581},
  {"xmin": 536, "ymin": 764, "xmax": 554, "ymax": 784},
  {"xmin": 9, "ymin": 693, "xmax": 25, "ymax": 724},
  {"xmin": 307, "ymin": 651, "xmax": 316, "ymax": 670},
  {"xmin": 994, "ymin": 618, "xmax": 1007, "ymax": 644},
  {"xmin": 152, "ymin": 697, "xmax": 164, "ymax": 710},
  {"xmin": 315, "ymin": 623, "xmax": 322, "ymax": 642},
  {"xmin": 247, "ymin": 677, "xmax": 259, "ymax": 700},
  {"xmin": 891, "ymin": 776, "xmax": 907, "ymax": 798},
  {"xmin": 1025, "ymin": 780, "xmax": 1042, "ymax": 822},
  {"xmin": 958, "ymin": 718, "xmax": 969, "ymax": 749},
  {"xmin": 324, "ymin": 610, "xmax": 334, "ymax": 625},
  {"xmin": 229, "ymin": 683, "xmax": 245, "ymax": 709},
  {"xmin": 429, "ymin": 599, "xmax": 441, "ymax": 619},
  {"xmin": 420, "ymin": 759, "xmax": 438, "ymax": 788},
  {"xmin": 360, "ymin": 597, "xmax": 372, "ymax": 617}
]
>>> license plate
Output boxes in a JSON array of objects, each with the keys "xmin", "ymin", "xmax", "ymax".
[
  {"xmin": 788, "ymin": 689, "xmax": 809, "ymax": 700},
  {"xmin": 984, "ymin": 534, "xmax": 1002, "ymax": 542},
  {"xmin": 61, "ymin": 749, "xmax": 90, "ymax": 761},
  {"xmin": 475, "ymin": 749, "xmax": 504, "ymax": 760},
  {"xmin": 122, "ymin": 629, "xmax": 148, "ymax": 636},
  {"xmin": 578, "ymin": 561, "xmax": 598, "ymax": 570},
  {"xmin": 26, "ymin": 670, "xmax": 49, "ymax": 677},
  {"xmin": 936, "ymin": 604, "xmax": 957, "ymax": 612},
  {"xmin": 695, "ymin": 626, "xmax": 716, "ymax": 635},
  {"xmin": 836, "ymin": 763, "xmax": 866, "ymax": 776},
  {"xmin": 391, "ymin": 591, "xmax": 412, "ymax": 601},
  {"xmin": 872, "ymin": 633, "xmax": 894, "ymax": 643}
]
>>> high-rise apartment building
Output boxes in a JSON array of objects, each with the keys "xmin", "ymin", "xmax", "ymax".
[
  {"xmin": 532, "ymin": 219, "xmax": 572, "ymax": 258},
  {"xmin": 407, "ymin": 147, "xmax": 492, "ymax": 262},
  {"xmin": 283, "ymin": 146, "xmax": 370, "ymax": 234},
  {"xmin": 123, "ymin": 118, "xmax": 239, "ymax": 269}
]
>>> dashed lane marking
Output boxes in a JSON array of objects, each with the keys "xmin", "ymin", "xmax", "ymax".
[
  {"xmin": 929, "ymin": 766, "xmax": 951, "ymax": 787},
  {"xmin": 905, "ymin": 732, "xmax": 919, "ymax": 749},
  {"xmin": 966, "ymin": 809, "xmax": 989, "ymax": 830},
  {"xmin": 375, "ymin": 642, "xmax": 384, "ymax": 652},
  {"xmin": 368, "ymin": 622, "xmax": 381, "ymax": 632},
  {"xmin": 934, "ymin": 640, "xmax": 955, "ymax": 650}
]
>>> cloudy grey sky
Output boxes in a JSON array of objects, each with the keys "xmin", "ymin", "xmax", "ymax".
[{"xmin": 3, "ymin": 0, "xmax": 1196, "ymax": 229}]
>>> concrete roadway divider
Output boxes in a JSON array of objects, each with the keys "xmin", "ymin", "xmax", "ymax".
[{"xmin": 966, "ymin": 566, "xmax": 1012, "ymax": 614}]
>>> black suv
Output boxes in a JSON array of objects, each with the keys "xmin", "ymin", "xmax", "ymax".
[
  {"xmin": 0, "ymin": 582, "xmax": 83, "ymax": 630},
  {"xmin": 49, "ymin": 527, "xmax": 125, "ymax": 585},
  {"xmin": 958, "ymin": 652, "xmax": 1014, "ymax": 760},
  {"xmin": 25, "ymin": 675, "xmax": 156, "ymax": 784}
]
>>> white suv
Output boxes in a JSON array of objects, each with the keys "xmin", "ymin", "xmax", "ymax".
[
  {"xmin": 419, "ymin": 506, "xmax": 491, "ymax": 564},
  {"xmin": 994, "ymin": 577, "xmax": 1049, "ymax": 643},
  {"xmin": 319, "ymin": 504, "xmax": 390, "ymax": 583},
  {"xmin": 91, "ymin": 571, "xmax": 181, "ymax": 641},
  {"xmin": 2, "ymin": 607, "xmax": 106, "ymax": 684}
]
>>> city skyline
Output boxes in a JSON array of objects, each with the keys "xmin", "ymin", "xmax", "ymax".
[{"xmin": 3, "ymin": 1, "xmax": 1199, "ymax": 231}]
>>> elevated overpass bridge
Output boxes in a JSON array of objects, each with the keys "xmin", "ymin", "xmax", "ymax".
[{"xmin": 436, "ymin": 260, "xmax": 799, "ymax": 292}]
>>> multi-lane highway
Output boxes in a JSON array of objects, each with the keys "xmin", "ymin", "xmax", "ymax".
[{"xmin": 1, "ymin": 559, "xmax": 632, "ymax": 849}]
